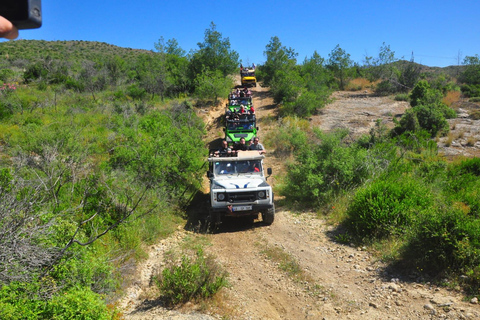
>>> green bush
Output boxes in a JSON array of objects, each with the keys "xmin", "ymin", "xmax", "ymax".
[
  {"xmin": 43, "ymin": 287, "xmax": 117, "ymax": 320},
  {"xmin": 0, "ymin": 283, "xmax": 118, "ymax": 320},
  {"xmin": 280, "ymin": 130, "xmax": 373, "ymax": 206},
  {"xmin": 346, "ymin": 175, "xmax": 434, "ymax": 239},
  {"xmin": 461, "ymin": 84, "xmax": 480, "ymax": 98},
  {"xmin": 394, "ymin": 93, "xmax": 409, "ymax": 101},
  {"xmin": 126, "ymin": 84, "xmax": 146, "ymax": 100},
  {"xmin": 266, "ymin": 116, "xmax": 309, "ymax": 157},
  {"xmin": 156, "ymin": 249, "xmax": 228, "ymax": 306},
  {"xmin": 403, "ymin": 208, "xmax": 480, "ymax": 278},
  {"xmin": 374, "ymin": 80, "xmax": 397, "ymax": 96}
]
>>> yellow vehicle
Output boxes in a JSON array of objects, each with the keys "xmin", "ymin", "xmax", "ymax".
[{"xmin": 241, "ymin": 67, "xmax": 256, "ymax": 87}]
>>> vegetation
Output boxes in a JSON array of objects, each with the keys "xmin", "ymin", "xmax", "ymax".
[
  {"xmin": 278, "ymin": 121, "xmax": 480, "ymax": 294},
  {"xmin": 258, "ymin": 37, "xmax": 332, "ymax": 117},
  {"xmin": 1, "ymin": 27, "xmax": 480, "ymax": 316},
  {"xmin": 0, "ymin": 21, "xmax": 240, "ymax": 317},
  {"xmin": 155, "ymin": 247, "xmax": 228, "ymax": 307}
]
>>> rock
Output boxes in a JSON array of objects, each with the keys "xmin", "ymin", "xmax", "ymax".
[
  {"xmin": 470, "ymin": 297, "xmax": 478, "ymax": 304},
  {"xmin": 424, "ymin": 303, "xmax": 435, "ymax": 311}
]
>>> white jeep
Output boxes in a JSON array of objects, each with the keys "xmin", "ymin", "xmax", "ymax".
[{"xmin": 207, "ymin": 151, "xmax": 274, "ymax": 227}]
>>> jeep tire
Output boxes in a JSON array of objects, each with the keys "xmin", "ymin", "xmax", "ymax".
[{"xmin": 262, "ymin": 206, "xmax": 275, "ymax": 225}]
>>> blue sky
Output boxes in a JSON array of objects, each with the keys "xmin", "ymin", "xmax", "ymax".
[{"xmin": 4, "ymin": 0, "xmax": 480, "ymax": 67}]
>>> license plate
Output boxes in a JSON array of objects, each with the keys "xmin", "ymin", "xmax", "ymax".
[{"xmin": 233, "ymin": 205, "xmax": 252, "ymax": 211}]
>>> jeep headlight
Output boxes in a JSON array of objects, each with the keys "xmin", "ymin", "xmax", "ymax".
[
  {"xmin": 217, "ymin": 193, "xmax": 226, "ymax": 201},
  {"xmin": 257, "ymin": 190, "xmax": 266, "ymax": 199}
]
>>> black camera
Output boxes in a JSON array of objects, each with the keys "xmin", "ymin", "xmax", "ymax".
[{"xmin": 0, "ymin": 0, "xmax": 42, "ymax": 30}]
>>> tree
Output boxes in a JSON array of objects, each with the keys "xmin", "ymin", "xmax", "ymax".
[
  {"xmin": 261, "ymin": 36, "xmax": 298, "ymax": 86},
  {"xmin": 459, "ymin": 55, "xmax": 480, "ymax": 85},
  {"xmin": 135, "ymin": 53, "xmax": 169, "ymax": 100},
  {"xmin": 327, "ymin": 45, "xmax": 353, "ymax": 90},
  {"xmin": 194, "ymin": 69, "xmax": 233, "ymax": 103},
  {"xmin": 189, "ymin": 22, "xmax": 239, "ymax": 78}
]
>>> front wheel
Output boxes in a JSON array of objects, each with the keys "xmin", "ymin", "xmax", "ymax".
[{"xmin": 262, "ymin": 206, "xmax": 275, "ymax": 225}]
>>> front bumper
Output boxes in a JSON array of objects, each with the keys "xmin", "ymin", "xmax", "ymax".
[{"xmin": 211, "ymin": 203, "xmax": 274, "ymax": 216}]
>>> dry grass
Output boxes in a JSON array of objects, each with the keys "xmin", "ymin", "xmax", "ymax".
[
  {"xmin": 470, "ymin": 109, "xmax": 480, "ymax": 120},
  {"xmin": 345, "ymin": 78, "xmax": 372, "ymax": 91},
  {"xmin": 445, "ymin": 132, "xmax": 454, "ymax": 147},
  {"xmin": 466, "ymin": 136, "xmax": 477, "ymax": 147},
  {"xmin": 443, "ymin": 91, "xmax": 461, "ymax": 107}
]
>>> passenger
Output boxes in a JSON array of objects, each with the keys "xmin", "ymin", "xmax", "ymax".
[
  {"xmin": 220, "ymin": 162, "xmax": 234, "ymax": 174},
  {"xmin": 249, "ymin": 106, "xmax": 255, "ymax": 114},
  {"xmin": 215, "ymin": 140, "xmax": 231, "ymax": 157},
  {"xmin": 239, "ymin": 105, "xmax": 246, "ymax": 114},
  {"xmin": 233, "ymin": 137, "xmax": 249, "ymax": 154},
  {"xmin": 249, "ymin": 137, "xmax": 265, "ymax": 155}
]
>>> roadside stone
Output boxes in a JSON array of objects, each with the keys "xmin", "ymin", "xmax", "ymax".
[
  {"xmin": 470, "ymin": 297, "xmax": 478, "ymax": 304},
  {"xmin": 424, "ymin": 303, "xmax": 435, "ymax": 311}
]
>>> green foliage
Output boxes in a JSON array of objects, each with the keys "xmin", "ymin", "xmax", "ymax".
[
  {"xmin": 460, "ymin": 84, "xmax": 480, "ymax": 98},
  {"xmin": 403, "ymin": 208, "xmax": 480, "ymax": 283},
  {"xmin": 260, "ymin": 38, "xmax": 331, "ymax": 117},
  {"xmin": 0, "ymin": 68, "xmax": 15, "ymax": 82},
  {"xmin": 280, "ymin": 130, "xmax": 373, "ymax": 206},
  {"xmin": 194, "ymin": 69, "xmax": 233, "ymax": 102},
  {"xmin": 364, "ymin": 44, "xmax": 419, "ymax": 94},
  {"xmin": 156, "ymin": 249, "xmax": 228, "ymax": 306},
  {"xmin": 327, "ymin": 44, "xmax": 353, "ymax": 90},
  {"xmin": 109, "ymin": 102, "xmax": 205, "ymax": 194},
  {"xmin": 261, "ymin": 36, "xmax": 298, "ymax": 87},
  {"xmin": 374, "ymin": 79, "xmax": 399, "ymax": 96},
  {"xmin": 409, "ymin": 80, "xmax": 442, "ymax": 107},
  {"xmin": 459, "ymin": 54, "xmax": 480, "ymax": 85},
  {"xmin": 394, "ymin": 93, "xmax": 409, "ymax": 101},
  {"xmin": 393, "ymin": 80, "xmax": 456, "ymax": 137},
  {"xmin": 266, "ymin": 116, "xmax": 309, "ymax": 157},
  {"xmin": 0, "ymin": 283, "xmax": 118, "ymax": 320},
  {"xmin": 346, "ymin": 175, "xmax": 434, "ymax": 239},
  {"xmin": 189, "ymin": 22, "xmax": 239, "ymax": 78}
]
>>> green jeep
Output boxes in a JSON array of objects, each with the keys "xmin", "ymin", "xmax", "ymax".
[
  {"xmin": 226, "ymin": 96, "xmax": 253, "ymax": 113},
  {"xmin": 224, "ymin": 113, "xmax": 257, "ymax": 145}
]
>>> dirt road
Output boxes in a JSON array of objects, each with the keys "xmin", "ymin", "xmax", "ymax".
[{"xmin": 118, "ymin": 85, "xmax": 480, "ymax": 319}]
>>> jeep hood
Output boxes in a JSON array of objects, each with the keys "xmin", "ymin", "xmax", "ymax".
[{"xmin": 213, "ymin": 177, "xmax": 267, "ymax": 190}]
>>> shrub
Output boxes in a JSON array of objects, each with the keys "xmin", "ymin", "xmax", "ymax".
[
  {"xmin": 403, "ymin": 208, "xmax": 480, "ymax": 278},
  {"xmin": 266, "ymin": 116, "xmax": 309, "ymax": 157},
  {"xmin": 43, "ymin": 287, "xmax": 117, "ymax": 320},
  {"xmin": 374, "ymin": 80, "xmax": 397, "ymax": 96},
  {"xmin": 126, "ymin": 84, "xmax": 146, "ymax": 100},
  {"xmin": 461, "ymin": 84, "xmax": 480, "ymax": 98},
  {"xmin": 155, "ymin": 249, "xmax": 228, "ymax": 306},
  {"xmin": 280, "ymin": 130, "xmax": 373, "ymax": 206},
  {"xmin": 394, "ymin": 93, "xmax": 409, "ymax": 101},
  {"xmin": 346, "ymin": 175, "xmax": 434, "ymax": 239},
  {"xmin": 0, "ymin": 283, "xmax": 118, "ymax": 320}
]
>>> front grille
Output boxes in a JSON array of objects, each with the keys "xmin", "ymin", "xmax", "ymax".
[{"xmin": 227, "ymin": 191, "xmax": 256, "ymax": 203}]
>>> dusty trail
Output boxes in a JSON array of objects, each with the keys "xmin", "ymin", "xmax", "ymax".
[{"xmin": 118, "ymin": 85, "xmax": 480, "ymax": 320}]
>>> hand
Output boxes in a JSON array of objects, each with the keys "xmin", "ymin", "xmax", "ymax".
[{"xmin": 0, "ymin": 16, "xmax": 19, "ymax": 39}]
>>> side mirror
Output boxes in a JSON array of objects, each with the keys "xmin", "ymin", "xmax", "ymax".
[
  {"xmin": 207, "ymin": 171, "xmax": 212, "ymax": 178},
  {"xmin": 267, "ymin": 168, "xmax": 272, "ymax": 175},
  {"xmin": 223, "ymin": 128, "xmax": 225, "ymax": 132}
]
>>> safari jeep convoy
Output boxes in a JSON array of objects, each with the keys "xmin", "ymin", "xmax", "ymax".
[{"xmin": 207, "ymin": 151, "xmax": 274, "ymax": 227}]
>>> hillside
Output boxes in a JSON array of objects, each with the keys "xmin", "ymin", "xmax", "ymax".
[{"xmin": 0, "ymin": 40, "xmax": 152, "ymax": 63}]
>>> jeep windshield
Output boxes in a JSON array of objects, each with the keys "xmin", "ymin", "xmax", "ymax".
[{"xmin": 214, "ymin": 160, "xmax": 263, "ymax": 175}]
